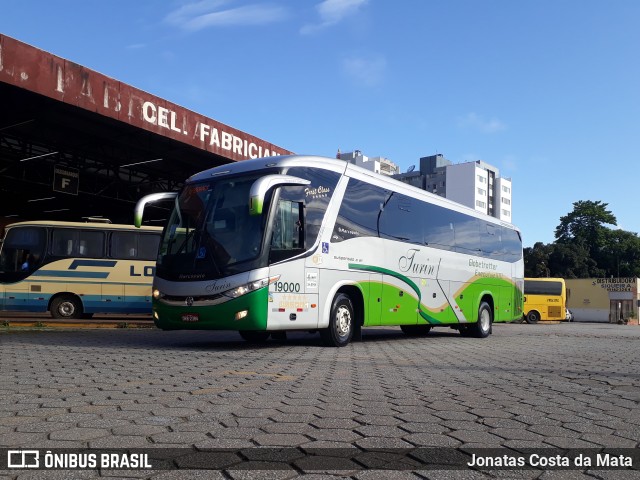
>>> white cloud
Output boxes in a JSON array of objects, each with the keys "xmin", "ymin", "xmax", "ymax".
[
  {"xmin": 301, "ymin": 0, "xmax": 368, "ymax": 35},
  {"xmin": 458, "ymin": 112, "xmax": 507, "ymax": 133},
  {"xmin": 342, "ymin": 54, "xmax": 386, "ymax": 87},
  {"xmin": 165, "ymin": 0, "xmax": 288, "ymax": 31}
]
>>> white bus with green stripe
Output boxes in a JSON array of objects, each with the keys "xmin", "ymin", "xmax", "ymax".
[{"xmin": 135, "ymin": 155, "xmax": 524, "ymax": 346}]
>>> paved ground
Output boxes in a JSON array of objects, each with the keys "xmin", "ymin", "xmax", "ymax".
[{"xmin": 1, "ymin": 322, "xmax": 640, "ymax": 479}]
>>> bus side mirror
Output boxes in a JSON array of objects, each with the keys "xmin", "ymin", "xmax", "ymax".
[
  {"xmin": 249, "ymin": 175, "xmax": 310, "ymax": 216},
  {"xmin": 134, "ymin": 192, "xmax": 178, "ymax": 228}
]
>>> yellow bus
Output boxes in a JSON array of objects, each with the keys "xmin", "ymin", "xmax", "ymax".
[
  {"xmin": 523, "ymin": 277, "xmax": 567, "ymax": 323},
  {"xmin": 0, "ymin": 220, "xmax": 161, "ymax": 319}
]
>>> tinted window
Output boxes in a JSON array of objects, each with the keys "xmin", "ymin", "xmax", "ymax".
[
  {"xmin": 422, "ymin": 203, "xmax": 455, "ymax": 251},
  {"xmin": 525, "ymin": 280, "xmax": 563, "ymax": 296},
  {"xmin": 453, "ymin": 214, "xmax": 480, "ymax": 254},
  {"xmin": 332, "ymin": 178, "xmax": 388, "ymax": 242},
  {"xmin": 379, "ymin": 193, "xmax": 422, "ymax": 245},
  {"xmin": 139, "ymin": 234, "xmax": 161, "ymax": 260},
  {"xmin": 478, "ymin": 222, "xmax": 501, "ymax": 258},
  {"xmin": 331, "ymin": 177, "xmax": 522, "ymax": 263},
  {"xmin": 52, "ymin": 229, "xmax": 104, "ymax": 258},
  {"xmin": 501, "ymin": 226, "xmax": 523, "ymax": 261},
  {"xmin": 111, "ymin": 232, "xmax": 138, "ymax": 258},
  {"xmin": 111, "ymin": 232, "xmax": 160, "ymax": 260}
]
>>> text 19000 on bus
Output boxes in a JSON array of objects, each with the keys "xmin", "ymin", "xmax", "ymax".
[{"xmin": 135, "ymin": 155, "xmax": 524, "ymax": 346}]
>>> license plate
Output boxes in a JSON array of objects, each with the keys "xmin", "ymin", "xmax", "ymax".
[{"xmin": 181, "ymin": 313, "xmax": 199, "ymax": 322}]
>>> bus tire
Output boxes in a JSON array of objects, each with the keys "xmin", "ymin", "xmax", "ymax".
[
  {"xmin": 525, "ymin": 310, "xmax": 540, "ymax": 324},
  {"xmin": 239, "ymin": 330, "xmax": 270, "ymax": 343},
  {"xmin": 469, "ymin": 301, "xmax": 492, "ymax": 338},
  {"xmin": 50, "ymin": 295, "xmax": 83, "ymax": 319},
  {"xmin": 321, "ymin": 293, "xmax": 354, "ymax": 347},
  {"xmin": 400, "ymin": 325, "xmax": 432, "ymax": 336}
]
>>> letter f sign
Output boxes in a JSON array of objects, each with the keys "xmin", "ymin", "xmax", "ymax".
[{"xmin": 62, "ymin": 178, "xmax": 70, "ymax": 189}]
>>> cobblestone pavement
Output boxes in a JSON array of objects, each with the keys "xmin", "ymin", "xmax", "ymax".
[{"xmin": 1, "ymin": 322, "xmax": 640, "ymax": 479}]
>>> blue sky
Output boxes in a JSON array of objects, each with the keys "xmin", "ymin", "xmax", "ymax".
[{"xmin": 3, "ymin": 1, "xmax": 639, "ymax": 247}]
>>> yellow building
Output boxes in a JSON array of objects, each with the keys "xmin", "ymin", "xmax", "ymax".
[{"xmin": 566, "ymin": 278, "xmax": 639, "ymax": 323}]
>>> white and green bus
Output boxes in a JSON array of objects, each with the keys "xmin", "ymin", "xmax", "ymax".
[{"xmin": 135, "ymin": 155, "xmax": 524, "ymax": 346}]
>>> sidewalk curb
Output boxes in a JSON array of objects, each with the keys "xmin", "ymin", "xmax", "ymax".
[{"xmin": 1, "ymin": 320, "xmax": 155, "ymax": 329}]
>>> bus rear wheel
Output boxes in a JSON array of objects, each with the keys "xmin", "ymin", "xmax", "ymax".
[
  {"xmin": 468, "ymin": 301, "xmax": 492, "ymax": 338},
  {"xmin": 50, "ymin": 295, "xmax": 83, "ymax": 319},
  {"xmin": 321, "ymin": 293, "xmax": 354, "ymax": 347},
  {"xmin": 525, "ymin": 310, "xmax": 540, "ymax": 324}
]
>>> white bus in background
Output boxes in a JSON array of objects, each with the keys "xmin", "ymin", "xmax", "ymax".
[
  {"xmin": 0, "ymin": 221, "xmax": 161, "ymax": 319},
  {"xmin": 135, "ymin": 155, "xmax": 524, "ymax": 346}
]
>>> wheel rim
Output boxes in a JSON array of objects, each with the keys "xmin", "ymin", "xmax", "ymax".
[
  {"xmin": 479, "ymin": 308, "xmax": 491, "ymax": 332},
  {"xmin": 59, "ymin": 301, "xmax": 75, "ymax": 317},
  {"xmin": 335, "ymin": 305, "xmax": 352, "ymax": 338}
]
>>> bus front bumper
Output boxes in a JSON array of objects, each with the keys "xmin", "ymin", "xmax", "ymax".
[{"xmin": 152, "ymin": 288, "xmax": 268, "ymax": 331}]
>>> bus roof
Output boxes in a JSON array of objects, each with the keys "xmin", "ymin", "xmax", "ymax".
[
  {"xmin": 187, "ymin": 155, "xmax": 520, "ymax": 232},
  {"xmin": 5, "ymin": 220, "xmax": 163, "ymax": 232}
]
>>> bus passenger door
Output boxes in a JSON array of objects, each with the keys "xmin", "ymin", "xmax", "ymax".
[
  {"xmin": 268, "ymin": 193, "xmax": 314, "ymax": 329},
  {"xmin": 380, "ymin": 274, "xmax": 418, "ymax": 326}
]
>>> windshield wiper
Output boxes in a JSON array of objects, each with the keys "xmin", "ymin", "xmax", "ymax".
[{"xmin": 176, "ymin": 228, "xmax": 197, "ymax": 254}]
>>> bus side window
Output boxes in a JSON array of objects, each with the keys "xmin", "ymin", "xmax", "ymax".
[
  {"xmin": 139, "ymin": 234, "xmax": 161, "ymax": 260},
  {"xmin": 111, "ymin": 232, "xmax": 138, "ymax": 259}
]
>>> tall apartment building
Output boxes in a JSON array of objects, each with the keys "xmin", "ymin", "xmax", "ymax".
[
  {"xmin": 337, "ymin": 150, "xmax": 400, "ymax": 176},
  {"xmin": 394, "ymin": 154, "xmax": 513, "ymax": 222}
]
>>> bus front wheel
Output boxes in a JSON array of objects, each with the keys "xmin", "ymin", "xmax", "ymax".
[
  {"xmin": 321, "ymin": 293, "xmax": 354, "ymax": 347},
  {"xmin": 50, "ymin": 295, "xmax": 83, "ymax": 319},
  {"xmin": 525, "ymin": 310, "xmax": 540, "ymax": 324}
]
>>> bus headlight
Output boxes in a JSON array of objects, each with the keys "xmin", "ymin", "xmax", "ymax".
[
  {"xmin": 223, "ymin": 276, "xmax": 280, "ymax": 299},
  {"xmin": 152, "ymin": 289, "xmax": 164, "ymax": 299}
]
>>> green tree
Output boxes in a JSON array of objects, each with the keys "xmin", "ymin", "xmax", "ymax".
[
  {"xmin": 555, "ymin": 200, "xmax": 616, "ymax": 248},
  {"xmin": 554, "ymin": 200, "xmax": 617, "ymax": 277},
  {"xmin": 600, "ymin": 229, "xmax": 640, "ymax": 278},
  {"xmin": 524, "ymin": 242, "xmax": 595, "ymax": 278},
  {"xmin": 524, "ymin": 242, "xmax": 551, "ymax": 277},
  {"xmin": 527, "ymin": 201, "xmax": 640, "ymax": 279},
  {"xmin": 547, "ymin": 242, "xmax": 596, "ymax": 278}
]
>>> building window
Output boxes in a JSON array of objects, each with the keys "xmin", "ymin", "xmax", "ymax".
[
  {"xmin": 476, "ymin": 200, "xmax": 486, "ymax": 209},
  {"xmin": 502, "ymin": 185, "xmax": 511, "ymax": 194},
  {"xmin": 502, "ymin": 209, "xmax": 511, "ymax": 217},
  {"xmin": 502, "ymin": 198, "xmax": 511, "ymax": 205},
  {"xmin": 477, "ymin": 188, "xmax": 486, "ymax": 196},
  {"xmin": 477, "ymin": 175, "xmax": 486, "ymax": 183}
]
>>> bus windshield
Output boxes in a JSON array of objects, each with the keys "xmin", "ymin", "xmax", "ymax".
[
  {"xmin": 0, "ymin": 226, "xmax": 46, "ymax": 277},
  {"xmin": 157, "ymin": 174, "xmax": 265, "ymax": 281}
]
